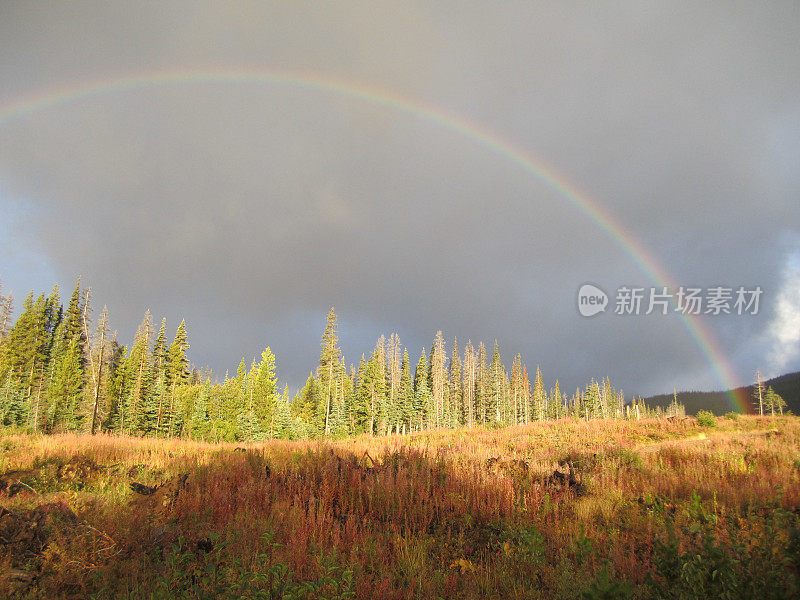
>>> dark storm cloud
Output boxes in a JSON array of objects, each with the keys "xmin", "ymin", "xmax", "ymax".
[{"xmin": 1, "ymin": 2, "xmax": 798, "ymax": 395}]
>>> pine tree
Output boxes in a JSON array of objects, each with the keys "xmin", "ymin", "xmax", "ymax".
[
  {"xmin": 292, "ymin": 373, "xmax": 321, "ymax": 435},
  {"xmin": 386, "ymin": 333, "xmax": 402, "ymax": 434},
  {"xmin": 372, "ymin": 336, "xmax": 388, "ymax": 434},
  {"xmin": 532, "ymin": 366, "xmax": 545, "ymax": 421},
  {"xmin": 764, "ymin": 386, "xmax": 786, "ymax": 416},
  {"xmin": 332, "ymin": 357, "xmax": 353, "ymax": 436},
  {"xmin": 449, "ymin": 337, "xmax": 462, "ymax": 428},
  {"xmin": 164, "ymin": 320, "xmax": 189, "ymax": 436},
  {"xmin": 0, "ymin": 290, "xmax": 14, "ymax": 342},
  {"xmin": 251, "ymin": 346, "xmax": 278, "ymax": 436},
  {"xmin": 521, "ymin": 364, "xmax": 531, "ymax": 423},
  {"xmin": 413, "ymin": 349, "xmax": 430, "ymax": 432},
  {"xmin": 104, "ymin": 341, "xmax": 127, "ymax": 432},
  {"xmin": 189, "ymin": 383, "xmax": 211, "ymax": 440},
  {"xmin": 488, "ymin": 340, "xmax": 503, "ymax": 425},
  {"xmin": 0, "ymin": 372, "xmax": 26, "ymax": 426},
  {"xmin": 273, "ymin": 385, "xmax": 294, "ymax": 439},
  {"xmin": 462, "ymin": 340, "xmax": 476, "ymax": 427},
  {"xmin": 1, "ymin": 293, "xmax": 52, "ymax": 403},
  {"xmin": 89, "ymin": 305, "xmax": 111, "ymax": 434},
  {"xmin": 511, "ymin": 354, "xmax": 522, "ymax": 425},
  {"xmin": 354, "ymin": 354, "xmax": 370, "ymax": 433},
  {"xmin": 153, "ymin": 318, "xmax": 168, "ymax": 374},
  {"xmin": 166, "ymin": 320, "xmax": 189, "ymax": 385},
  {"xmin": 399, "ymin": 348, "xmax": 413, "ymax": 434},
  {"xmin": 430, "ymin": 331, "xmax": 448, "ymax": 429},
  {"xmin": 47, "ymin": 335, "xmax": 84, "ymax": 431},
  {"xmin": 476, "ymin": 342, "xmax": 488, "ymax": 426},
  {"xmin": 551, "ymin": 380, "xmax": 562, "ymax": 420},
  {"xmin": 237, "ymin": 406, "xmax": 263, "ymax": 442},
  {"xmin": 585, "ymin": 379, "xmax": 602, "ymax": 419},
  {"xmin": 121, "ymin": 311, "xmax": 155, "ymax": 434},
  {"xmin": 317, "ymin": 308, "xmax": 342, "ymax": 436}
]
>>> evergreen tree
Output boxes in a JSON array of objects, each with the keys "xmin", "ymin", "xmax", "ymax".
[
  {"xmin": 551, "ymin": 380, "xmax": 562, "ymax": 420},
  {"xmin": 0, "ymin": 372, "xmax": 26, "ymax": 426},
  {"xmin": 331, "ymin": 357, "xmax": 353, "ymax": 436},
  {"xmin": 250, "ymin": 346, "xmax": 278, "ymax": 436},
  {"xmin": 317, "ymin": 308, "xmax": 342, "ymax": 436},
  {"xmin": 430, "ymin": 331, "xmax": 448, "ymax": 429},
  {"xmin": 0, "ymin": 293, "xmax": 52, "ymax": 400},
  {"xmin": 0, "ymin": 281, "xmax": 14, "ymax": 341},
  {"xmin": 413, "ymin": 349, "xmax": 430, "ymax": 432},
  {"xmin": 532, "ymin": 365, "xmax": 545, "ymax": 421},
  {"xmin": 386, "ymin": 333, "xmax": 402, "ymax": 434},
  {"xmin": 166, "ymin": 320, "xmax": 189, "ymax": 385},
  {"xmin": 462, "ymin": 340, "xmax": 476, "ymax": 427},
  {"xmin": 273, "ymin": 385, "xmax": 294, "ymax": 439},
  {"xmin": 764, "ymin": 386, "xmax": 786, "ymax": 416},
  {"xmin": 88, "ymin": 305, "xmax": 111, "ymax": 434},
  {"xmin": 476, "ymin": 342, "xmax": 488, "ymax": 425},
  {"xmin": 153, "ymin": 318, "xmax": 168, "ymax": 374},
  {"xmin": 292, "ymin": 373, "xmax": 321, "ymax": 435},
  {"xmin": 121, "ymin": 311, "xmax": 155, "ymax": 434},
  {"xmin": 449, "ymin": 337, "xmax": 462, "ymax": 428},
  {"xmin": 189, "ymin": 383, "xmax": 211, "ymax": 440},
  {"xmin": 237, "ymin": 406, "xmax": 263, "ymax": 442},
  {"xmin": 488, "ymin": 340, "xmax": 503, "ymax": 425},
  {"xmin": 399, "ymin": 348, "xmax": 413, "ymax": 434},
  {"xmin": 47, "ymin": 335, "xmax": 84, "ymax": 431},
  {"xmin": 164, "ymin": 320, "xmax": 189, "ymax": 436}
]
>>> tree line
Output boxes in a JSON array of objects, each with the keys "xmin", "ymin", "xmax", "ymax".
[{"xmin": 0, "ymin": 279, "xmax": 679, "ymax": 441}]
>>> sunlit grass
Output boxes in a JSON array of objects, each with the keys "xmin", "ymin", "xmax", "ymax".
[{"xmin": 1, "ymin": 416, "xmax": 798, "ymax": 598}]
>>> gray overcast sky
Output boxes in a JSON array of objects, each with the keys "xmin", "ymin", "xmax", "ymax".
[{"xmin": 1, "ymin": 2, "xmax": 799, "ymax": 398}]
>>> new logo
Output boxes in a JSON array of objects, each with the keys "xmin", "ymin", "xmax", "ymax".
[{"xmin": 578, "ymin": 284, "xmax": 608, "ymax": 317}]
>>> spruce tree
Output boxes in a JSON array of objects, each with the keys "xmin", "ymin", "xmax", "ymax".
[
  {"xmin": 47, "ymin": 335, "xmax": 84, "ymax": 431},
  {"xmin": 488, "ymin": 340, "xmax": 503, "ymax": 425},
  {"xmin": 0, "ymin": 372, "xmax": 26, "ymax": 426},
  {"xmin": 449, "ymin": 337, "xmax": 462, "ymax": 428},
  {"xmin": 153, "ymin": 318, "xmax": 167, "ymax": 374},
  {"xmin": 164, "ymin": 320, "xmax": 189, "ymax": 436},
  {"xmin": 462, "ymin": 341, "xmax": 476, "ymax": 428},
  {"xmin": 121, "ymin": 311, "xmax": 155, "ymax": 434},
  {"xmin": 430, "ymin": 331, "xmax": 448, "ymax": 429},
  {"xmin": 532, "ymin": 366, "xmax": 545, "ymax": 421},
  {"xmin": 292, "ymin": 373, "xmax": 321, "ymax": 435},
  {"xmin": 1, "ymin": 293, "xmax": 52, "ymax": 400},
  {"xmin": 250, "ymin": 346, "xmax": 278, "ymax": 436},
  {"xmin": 386, "ymin": 333, "xmax": 402, "ymax": 434},
  {"xmin": 0, "ymin": 279, "xmax": 14, "ymax": 341},
  {"xmin": 399, "ymin": 348, "xmax": 413, "ymax": 434},
  {"xmin": 413, "ymin": 349, "xmax": 430, "ymax": 432},
  {"xmin": 476, "ymin": 342, "xmax": 488, "ymax": 426},
  {"xmin": 317, "ymin": 308, "xmax": 342, "ymax": 436}
]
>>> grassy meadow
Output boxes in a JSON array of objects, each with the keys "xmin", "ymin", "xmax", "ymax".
[{"xmin": 1, "ymin": 415, "xmax": 799, "ymax": 599}]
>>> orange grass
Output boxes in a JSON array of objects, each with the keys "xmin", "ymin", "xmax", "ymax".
[{"xmin": 1, "ymin": 416, "xmax": 799, "ymax": 599}]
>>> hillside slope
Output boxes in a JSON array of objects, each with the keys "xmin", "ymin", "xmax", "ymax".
[{"xmin": 644, "ymin": 371, "xmax": 800, "ymax": 415}]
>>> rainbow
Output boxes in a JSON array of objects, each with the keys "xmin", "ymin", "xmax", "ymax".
[{"xmin": 0, "ymin": 67, "xmax": 749, "ymax": 412}]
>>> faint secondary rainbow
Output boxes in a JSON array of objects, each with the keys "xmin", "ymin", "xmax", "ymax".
[{"xmin": 0, "ymin": 67, "xmax": 748, "ymax": 411}]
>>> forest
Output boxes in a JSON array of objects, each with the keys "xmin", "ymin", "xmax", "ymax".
[
  {"xmin": 0, "ymin": 279, "xmax": 678, "ymax": 442},
  {"xmin": 2, "ymin": 280, "xmax": 799, "ymax": 600}
]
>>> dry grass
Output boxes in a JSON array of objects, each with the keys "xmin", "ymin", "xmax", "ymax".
[{"xmin": 1, "ymin": 416, "xmax": 799, "ymax": 599}]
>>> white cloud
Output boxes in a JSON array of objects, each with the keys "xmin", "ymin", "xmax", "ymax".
[{"xmin": 766, "ymin": 250, "xmax": 800, "ymax": 377}]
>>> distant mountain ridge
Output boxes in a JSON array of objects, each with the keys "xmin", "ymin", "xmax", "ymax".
[{"xmin": 644, "ymin": 371, "xmax": 800, "ymax": 416}]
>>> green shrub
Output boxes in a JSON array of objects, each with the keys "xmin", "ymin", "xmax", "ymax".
[
  {"xmin": 724, "ymin": 412, "xmax": 739, "ymax": 421},
  {"xmin": 696, "ymin": 410, "xmax": 716, "ymax": 427}
]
